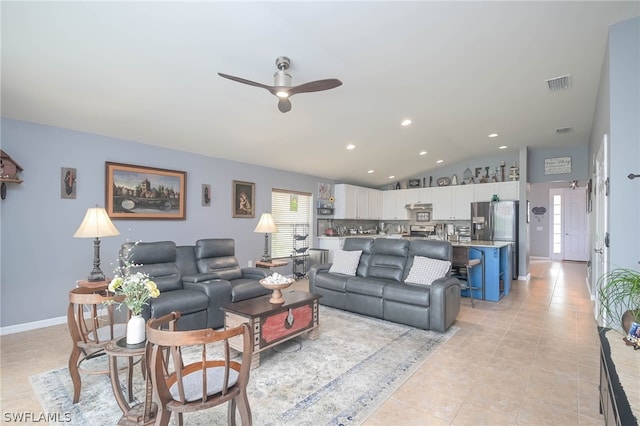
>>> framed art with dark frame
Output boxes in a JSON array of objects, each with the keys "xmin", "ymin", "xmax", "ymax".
[
  {"xmin": 105, "ymin": 162, "xmax": 186, "ymax": 220},
  {"xmin": 232, "ymin": 180, "xmax": 255, "ymax": 218}
]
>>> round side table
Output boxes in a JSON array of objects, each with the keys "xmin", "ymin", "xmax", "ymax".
[{"xmin": 105, "ymin": 337, "xmax": 157, "ymax": 425}]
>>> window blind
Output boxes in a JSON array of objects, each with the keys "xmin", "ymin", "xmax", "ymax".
[{"xmin": 271, "ymin": 189, "xmax": 312, "ymax": 259}]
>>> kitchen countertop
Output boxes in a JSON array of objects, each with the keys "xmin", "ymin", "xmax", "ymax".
[
  {"xmin": 317, "ymin": 234, "xmax": 408, "ymax": 239},
  {"xmin": 450, "ymin": 240, "xmax": 512, "ymax": 248}
]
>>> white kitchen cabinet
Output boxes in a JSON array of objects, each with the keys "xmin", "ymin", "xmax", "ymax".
[
  {"xmin": 382, "ymin": 189, "xmax": 410, "ymax": 220},
  {"xmin": 334, "ymin": 184, "xmax": 381, "ymax": 219},
  {"xmin": 432, "ymin": 185, "xmax": 473, "ymax": 220},
  {"xmin": 473, "ymin": 181, "xmax": 520, "ymax": 202},
  {"xmin": 494, "ymin": 181, "xmax": 519, "ymax": 200},
  {"xmin": 366, "ymin": 188, "xmax": 382, "ymax": 219},
  {"xmin": 406, "ymin": 187, "xmax": 432, "ymax": 205},
  {"xmin": 317, "ymin": 237, "xmax": 345, "ymax": 263},
  {"xmin": 334, "ymin": 184, "xmax": 357, "ymax": 219}
]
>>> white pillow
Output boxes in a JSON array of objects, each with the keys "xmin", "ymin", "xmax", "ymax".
[
  {"xmin": 329, "ymin": 250, "xmax": 362, "ymax": 276},
  {"xmin": 405, "ymin": 256, "xmax": 451, "ymax": 286}
]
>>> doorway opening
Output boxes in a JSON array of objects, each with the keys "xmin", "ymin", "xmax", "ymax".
[{"xmin": 549, "ymin": 187, "xmax": 589, "ymax": 262}]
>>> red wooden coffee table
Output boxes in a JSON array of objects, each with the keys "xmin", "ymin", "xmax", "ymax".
[{"xmin": 222, "ymin": 290, "xmax": 321, "ymax": 368}]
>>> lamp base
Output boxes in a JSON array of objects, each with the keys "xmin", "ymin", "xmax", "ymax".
[
  {"xmin": 87, "ymin": 269, "xmax": 106, "ymax": 282},
  {"xmin": 261, "ymin": 254, "xmax": 272, "ymax": 262}
]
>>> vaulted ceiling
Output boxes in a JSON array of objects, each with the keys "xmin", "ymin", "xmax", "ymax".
[{"xmin": 2, "ymin": 1, "xmax": 638, "ymax": 186}]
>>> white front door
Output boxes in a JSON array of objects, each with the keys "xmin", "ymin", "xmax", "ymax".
[{"xmin": 563, "ymin": 187, "xmax": 589, "ymax": 261}]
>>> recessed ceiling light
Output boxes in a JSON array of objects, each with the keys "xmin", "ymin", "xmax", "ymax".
[
  {"xmin": 419, "ymin": 151, "xmax": 427, "ymax": 156},
  {"xmin": 488, "ymin": 133, "xmax": 499, "ymax": 138},
  {"xmin": 436, "ymin": 159, "xmax": 444, "ymax": 164},
  {"xmin": 498, "ymin": 145, "xmax": 508, "ymax": 150},
  {"xmin": 401, "ymin": 119, "xmax": 412, "ymax": 126},
  {"xmin": 346, "ymin": 144, "xmax": 356, "ymax": 150},
  {"xmin": 367, "ymin": 170, "xmax": 375, "ymax": 174},
  {"xmin": 389, "ymin": 175, "xmax": 395, "ymax": 179}
]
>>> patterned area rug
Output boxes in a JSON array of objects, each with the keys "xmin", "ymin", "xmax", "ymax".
[{"xmin": 31, "ymin": 307, "xmax": 457, "ymax": 425}]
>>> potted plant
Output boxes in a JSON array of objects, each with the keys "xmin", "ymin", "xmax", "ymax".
[{"xmin": 598, "ymin": 267, "xmax": 640, "ymax": 336}]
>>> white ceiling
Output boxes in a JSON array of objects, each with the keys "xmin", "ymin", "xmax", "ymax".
[{"xmin": 2, "ymin": 1, "xmax": 638, "ymax": 187}]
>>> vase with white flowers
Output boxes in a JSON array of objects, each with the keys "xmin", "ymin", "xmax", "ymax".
[{"xmin": 108, "ymin": 256, "xmax": 160, "ymax": 344}]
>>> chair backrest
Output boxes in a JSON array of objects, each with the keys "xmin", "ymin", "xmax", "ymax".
[
  {"xmin": 121, "ymin": 241, "xmax": 182, "ymax": 293},
  {"xmin": 68, "ymin": 286, "xmax": 127, "ymax": 349},
  {"xmin": 146, "ymin": 311, "xmax": 252, "ymax": 411},
  {"xmin": 194, "ymin": 239, "xmax": 243, "ymax": 280}
]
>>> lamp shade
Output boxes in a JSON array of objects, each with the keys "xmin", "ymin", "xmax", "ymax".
[
  {"xmin": 73, "ymin": 207, "xmax": 120, "ymax": 238},
  {"xmin": 254, "ymin": 213, "xmax": 277, "ymax": 234}
]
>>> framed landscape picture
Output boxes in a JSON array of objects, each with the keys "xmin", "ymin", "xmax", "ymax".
[
  {"xmin": 105, "ymin": 162, "xmax": 186, "ymax": 220},
  {"xmin": 232, "ymin": 180, "xmax": 255, "ymax": 218}
]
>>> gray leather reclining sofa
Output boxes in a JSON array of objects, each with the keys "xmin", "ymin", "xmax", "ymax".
[
  {"xmin": 308, "ymin": 237, "xmax": 461, "ymax": 332},
  {"xmin": 121, "ymin": 238, "xmax": 270, "ymax": 330}
]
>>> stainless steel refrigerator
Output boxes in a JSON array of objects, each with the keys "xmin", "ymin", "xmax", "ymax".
[{"xmin": 470, "ymin": 201, "xmax": 519, "ymax": 279}]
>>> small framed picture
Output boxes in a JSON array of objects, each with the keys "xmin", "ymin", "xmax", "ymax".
[
  {"xmin": 61, "ymin": 167, "xmax": 77, "ymax": 199},
  {"xmin": 202, "ymin": 184, "xmax": 211, "ymax": 207},
  {"xmin": 232, "ymin": 180, "xmax": 255, "ymax": 218}
]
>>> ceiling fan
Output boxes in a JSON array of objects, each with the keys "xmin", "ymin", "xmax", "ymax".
[{"xmin": 218, "ymin": 56, "xmax": 342, "ymax": 113}]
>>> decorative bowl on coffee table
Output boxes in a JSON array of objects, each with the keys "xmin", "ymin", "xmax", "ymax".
[{"xmin": 259, "ymin": 277, "xmax": 294, "ymax": 304}]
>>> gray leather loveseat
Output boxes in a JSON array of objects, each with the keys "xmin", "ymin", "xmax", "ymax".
[
  {"xmin": 121, "ymin": 238, "xmax": 270, "ymax": 330},
  {"xmin": 308, "ymin": 237, "xmax": 461, "ymax": 332}
]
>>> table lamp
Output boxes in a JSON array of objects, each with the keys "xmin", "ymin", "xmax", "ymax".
[
  {"xmin": 73, "ymin": 206, "xmax": 120, "ymax": 281},
  {"xmin": 254, "ymin": 213, "xmax": 277, "ymax": 262}
]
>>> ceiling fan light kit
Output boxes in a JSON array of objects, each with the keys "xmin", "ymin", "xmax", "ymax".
[{"xmin": 219, "ymin": 56, "xmax": 342, "ymax": 113}]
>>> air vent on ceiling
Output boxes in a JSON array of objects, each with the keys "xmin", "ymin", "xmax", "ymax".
[
  {"xmin": 556, "ymin": 126, "xmax": 573, "ymax": 134},
  {"xmin": 546, "ymin": 74, "xmax": 571, "ymax": 92}
]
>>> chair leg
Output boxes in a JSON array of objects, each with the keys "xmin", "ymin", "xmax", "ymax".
[
  {"xmin": 466, "ymin": 265, "xmax": 475, "ymax": 308},
  {"xmin": 234, "ymin": 393, "xmax": 252, "ymax": 426},
  {"xmin": 69, "ymin": 345, "xmax": 82, "ymax": 403},
  {"xmin": 155, "ymin": 409, "xmax": 171, "ymax": 426},
  {"xmin": 228, "ymin": 399, "xmax": 237, "ymax": 426}
]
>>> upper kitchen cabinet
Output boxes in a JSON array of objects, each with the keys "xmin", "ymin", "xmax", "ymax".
[
  {"xmin": 431, "ymin": 185, "xmax": 473, "ymax": 220},
  {"xmin": 382, "ymin": 189, "xmax": 410, "ymax": 220},
  {"xmin": 473, "ymin": 181, "xmax": 520, "ymax": 202},
  {"xmin": 334, "ymin": 184, "xmax": 381, "ymax": 219}
]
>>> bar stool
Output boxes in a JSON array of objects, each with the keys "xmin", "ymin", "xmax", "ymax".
[{"xmin": 452, "ymin": 246, "xmax": 484, "ymax": 308}]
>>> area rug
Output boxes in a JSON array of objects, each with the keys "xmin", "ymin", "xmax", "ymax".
[{"xmin": 31, "ymin": 307, "xmax": 457, "ymax": 425}]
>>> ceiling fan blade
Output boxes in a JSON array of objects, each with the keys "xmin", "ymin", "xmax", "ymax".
[
  {"xmin": 278, "ymin": 98, "xmax": 292, "ymax": 113},
  {"xmin": 218, "ymin": 73, "xmax": 274, "ymax": 91},
  {"xmin": 288, "ymin": 79, "xmax": 343, "ymax": 96}
]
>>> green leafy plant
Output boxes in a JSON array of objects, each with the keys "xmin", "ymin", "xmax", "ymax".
[{"xmin": 598, "ymin": 267, "xmax": 640, "ymax": 331}]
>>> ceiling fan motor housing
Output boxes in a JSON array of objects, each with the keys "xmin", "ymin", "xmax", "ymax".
[{"xmin": 274, "ymin": 56, "xmax": 292, "ymax": 88}]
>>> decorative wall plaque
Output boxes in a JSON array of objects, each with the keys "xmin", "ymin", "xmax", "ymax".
[{"xmin": 544, "ymin": 157, "xmax": 571, "ymax": 174}]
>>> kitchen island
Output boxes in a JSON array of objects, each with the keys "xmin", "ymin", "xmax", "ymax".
[{"xmin": 451, "ymin": 240, "xmax": 512, "ymax": 302}]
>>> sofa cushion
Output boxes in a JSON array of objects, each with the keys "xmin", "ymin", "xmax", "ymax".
[
  {"xmin": 366, "ymin": 238, "xmax": 409, "ymax": 282},
  {"xmin": 342, "ymin": 238, "xmax": 374, "ymax": 277},
  {"xmin": 195, "ymin": 239, "xmax": 243, "ymax": 280},
  {"xmin": 329, "ymin": 250, "xmax": 362, "ymax": 276},
  {"xmin": 405, "ymin": 255, "xmax": 451, "ymax": 286}
]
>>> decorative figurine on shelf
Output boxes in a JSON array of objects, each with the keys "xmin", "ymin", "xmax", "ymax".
[
  {"xmin": 509, "ymin": 162, "xmax": 520, "ymax": 181},
  {"xmin": 500, "ymin": 161, "xmax": 506, "ymax": 182}
]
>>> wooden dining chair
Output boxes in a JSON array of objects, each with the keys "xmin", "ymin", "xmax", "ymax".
[
  {"xmin": 67, "ymin": 286, "xmax": 129, "ymax": 403},
  {"xmin": 146, "ymin": 311, "xmax": 253, "ymax": 426}
]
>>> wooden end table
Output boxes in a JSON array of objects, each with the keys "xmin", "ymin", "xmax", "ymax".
[
  {"xmin": 104, "ymin": 338, "xmax": 157, "ymax": 425},
  {"xmin": 222, "ymin": 290, "xmax": 321, "ymax": 369},
  {"xmin": 255, "ymin": 260, "xmax": 289, "ymax": 269}
]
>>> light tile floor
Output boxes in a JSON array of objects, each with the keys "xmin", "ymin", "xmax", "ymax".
[{"xmin": 1, "ymin": 259, "xmax": 603, "ymax": 425}]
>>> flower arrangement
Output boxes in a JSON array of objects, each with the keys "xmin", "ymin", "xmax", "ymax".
[{"xmin": 108, "ymin": 246, "xmax": 160, "ymax": 316}]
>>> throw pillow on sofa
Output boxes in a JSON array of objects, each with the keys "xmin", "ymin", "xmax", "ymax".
[
  {"xmin": 329, "ymin": 250, "xmax": 363, "ymax": 276},
  {"xmin": 405, "ymin": 255, "xmax": 451, "ymax": 286}
]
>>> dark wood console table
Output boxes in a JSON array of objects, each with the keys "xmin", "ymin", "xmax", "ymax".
[{"xmin": 598, "ymin": 327, "xmax": 638, "ymax": 425}]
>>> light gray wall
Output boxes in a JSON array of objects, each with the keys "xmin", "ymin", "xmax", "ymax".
[
  {"xmin": 527, "ymin": 144, "xmax": 589, "ymax": 184},
  {"xmin": 0, "ymin": 119, "xmax": 332, "ymax": 329},
  {"xmin": 601, "ymin": 17, "xmax": 640, "ymax": 271}
]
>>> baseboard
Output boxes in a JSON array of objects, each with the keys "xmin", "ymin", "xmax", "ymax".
[
  {"xmin": 517, "ymin": 273, "xmax": 531, "ymax": 281},
  {"xmin": 0, "ymin": 315, "xmax": 67, "ymax": 336}
]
